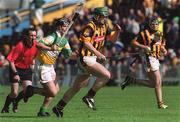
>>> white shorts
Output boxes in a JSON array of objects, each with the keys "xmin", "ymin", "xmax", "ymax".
[
  {"xmin": 34, "ymin": 60, "xmax": 56, "ymax": 84},
  {"xmin": 77, "ymin": 56, "xmax": 97, "ymax": 74},
  {"xmin": 141, "ymin": 55, "xmax": 160, "ymax": 72}
]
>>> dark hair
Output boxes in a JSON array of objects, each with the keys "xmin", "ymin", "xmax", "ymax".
[
  {"xmin": 22, "ymin": 27, "xmax": 36, "ymax": 36},
  {"xmin": 54, "ymin": 18, "xmax": 69, "ymax": 27},
  {"xmin": 149, "ymin": 16, "xmax": 160, "ymax": 25},
  {"xmin": 22, "ymin": 27, "xmax": 36, "ymax": 48}
]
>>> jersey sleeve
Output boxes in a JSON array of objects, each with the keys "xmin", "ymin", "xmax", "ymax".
[
  {"xmin": 80, "ymin": 25, "xmax": 94, "ymax": 42},
  {"xmin": 7, "ymin": 42, "xmax": 23, "ymax": 62},
  {"xmin": 61, "ymin": 41, "xmax": 72, "ymax": 58},
  {"xmin": 136, "ymin": 32, "xmax": 144, "ymax": 44},
  {"xmin": 38, "ymin": 35, "xmax": 55, "ymax": 46}
]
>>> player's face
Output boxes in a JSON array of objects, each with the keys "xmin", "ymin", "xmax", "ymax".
[
  {"xmin": 98, "ymin": 15, "xmax": 107, "ymax": 24},
  {"xmin": 25, "ymin": 30, "xmax": 36, "ymax": 47},
  {"xmin": 28, "ymin": 31, "xmax": 37, "ymax": 40},
  {"xmin": 149, "ymin": 21, "xmax": 159, "ymax": 31},
  {"xmin": 58, "ymin": 25, "xmax": 68, "ymax": 34}
]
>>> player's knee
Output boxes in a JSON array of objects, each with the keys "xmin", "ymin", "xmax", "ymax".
[
  {"xmin": 155, "ymin": 81, "xmax": 162, "ymax": 88},
  {"xmin": 104, "ymin": 72, "xmax": 111, "ymax": 81},
  {"xmin": 49, "ymin": 93, "xmax": 56, "ymax": 97},
  {"xmin": 10, "ymin": 91, "xmax": 18, "ymax": 98},
  {"xmin": 49, "ymin": 90, "xmax": 58, "ymax": 97},
  {"xmin": 56, "ymin": 87, "xmax": 60, "ymax": 92}
]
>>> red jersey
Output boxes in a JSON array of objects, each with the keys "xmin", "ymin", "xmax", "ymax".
[{"xmin": 7, "ymin": 40, "xmax": 38, "ymax": 69}]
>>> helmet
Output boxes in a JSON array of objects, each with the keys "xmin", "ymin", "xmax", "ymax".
[
  {"xmin": 55, "ymin": 18, "xmax": 69, "ymax": 27},
  {"xmin": 149, "ymin": 16, "xmax": 160, "ymax": 26},
  {"xmin": 93, "ymin": 7, "xmax": 109, "ymax": 17}
]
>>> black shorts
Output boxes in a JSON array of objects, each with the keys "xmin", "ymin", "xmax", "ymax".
[{"xmin": 9, "ymin": 67, "xmax": 33, "ymax": 83}]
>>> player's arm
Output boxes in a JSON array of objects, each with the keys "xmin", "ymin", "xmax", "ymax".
[
  {"xmin": 36, "ymin": 36, "xmax": 58, "ymax": 51},
  {"xmin": 61, "ymin": 42, "xmax": 72, "ymax": 58},
  {"xmin": 84, "ymin": 41, "xmax": 105, "ymax": 59},
  {"xmin": 132, "ymin": 35, "xmax": 151, "ymax": 53},
  {"xmin": 7, "ymin": 44, "xmax": 21, "ymax": 81},
  {"xmin": 160, "ymin": 38, "xmax": 167, "ymax": 55},
  {"xmin": 61, "ymin": 43, "xmax": 80, "ymax": 60},
  {"xmin": 36, "ymin": 42, "xmax": 52, "ymax": 50},
  {"xmin": 7, "ymin": 44, "xmax": 21, "ymax": 73},
  {"xmin": 106, "ymin": 24, "xmax": 121, "ymax": 42},
  {"xmin": 9, "ymin": 61, "xmax": 21, "ymax": 83}
]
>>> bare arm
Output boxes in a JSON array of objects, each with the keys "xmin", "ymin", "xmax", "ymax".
[
  {"xmin": 132, "ymin": 38, "xmax": 151, "ymax": 53},
  {"xmin": 9, "ymin": 61, "xmax": 20, "ymax": 81},
  {"xmin": 84, "ymin": 41, "xmax": 106, "ymax": 60},
  {"xmin": 106, "ymin": 24, "xmax": 121, "ymax": 42},
  {"xmin": 69, "ymin": 52, "xmax": 78, "ymax": 60},
  {"xmin": 36, "ymin": 42, "xmax": 59, "ymax": 51},
  {"xmin": 9, "ymin": 61, "xmax": 17, "ymax": 73}
]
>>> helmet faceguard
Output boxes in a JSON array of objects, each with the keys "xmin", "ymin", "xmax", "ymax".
[
  {"xmin": 93, "ymin": 7, "xmax": 109, "ymax": 25},
  {"xmin": 55, "ymin": 18, "xmax": 69, "ymax": 27},
  {"xmin": 55, "ymin": 18, "xmax": 69, "ymax": 34},
  {"xmin": 149, "ymin": 16, "xmax": 160, "ymax": 32}
]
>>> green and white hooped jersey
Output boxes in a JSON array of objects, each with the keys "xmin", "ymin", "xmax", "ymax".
[{"xmin": 37, "ymin": 31, "xmax": 72, "ymax": 64}]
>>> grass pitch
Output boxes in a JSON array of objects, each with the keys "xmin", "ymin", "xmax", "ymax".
[{"xmin": 0, "ymin": 86, "xmax": 180, "ymax": 122}]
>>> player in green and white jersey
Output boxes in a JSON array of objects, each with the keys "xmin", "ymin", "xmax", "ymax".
[{"xmin": 24, "ymin": 18, "xmax": 73, "ymax": 117}]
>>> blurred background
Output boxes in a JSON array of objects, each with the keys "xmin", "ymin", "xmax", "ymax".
[{"xmin": 0, "ymin": 0, "xmax": 179, "ymax": 87}]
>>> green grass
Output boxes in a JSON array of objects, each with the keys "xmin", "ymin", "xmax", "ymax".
[{"xmin": 0, "ymin": 86, "xmax": 180, "ymax": 122}]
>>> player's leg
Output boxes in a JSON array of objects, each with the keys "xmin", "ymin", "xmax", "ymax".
[
  {"xmin": 12, "ymin": 68, "xmax": 33, "ymax": 112},
  {"xmin": 147, "ymin": 70, "xmax": 168, "ymax": 109},
  {"xmin": 1, "ymin": 82, "xmax": 19, "ymax": 113},
  {"xmin": 82, "ymin": 62, "xmax": 111, "ymax": 110},
  {"xmin": 53, "ymin": 74, "xmax": 89, "ymax": 117},
  {"xmin": 23, "ymin": 83, "xmax": 57, "ymax": 102},
  {"xmin": 23, "ymin": 80, "xmax": 59, "ymax": 117},
  {"xmin": 121, "ymin": 75, "xmax": 155, "ymax": 90},
  {"xmin": 147, "ymin": 56, "xmax": 167, "ymax": 109},
  {"xmin": 37, "ymin": 81, "xmax": 59, "ymax": 117},
  {"xmin": 121, "ymin": 55, "xmax": 155, "ymax": 89},
  {"xmin": 37, "ymin": 66, "xmax": 59, "ymax": 117},
  {"xmin": 24, "ymin": 62, "xmax": 56, "ymax": 100},
  {"xmin": 12, "ymin": 80, "xmax": 32, "ymax": 113}
]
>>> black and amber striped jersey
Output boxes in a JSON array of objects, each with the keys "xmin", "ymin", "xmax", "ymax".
[
  {"xmin": 79, "ymin": 21, "xmax": 112, "ymax": 58},
  {"xmin": 136, "ymin": 29, "xmax": 165, "ymax": 59}
]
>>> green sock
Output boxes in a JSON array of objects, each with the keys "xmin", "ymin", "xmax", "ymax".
[{"xmin": 39, "ymin": 106, "xmax": 48, "ymax": 113}]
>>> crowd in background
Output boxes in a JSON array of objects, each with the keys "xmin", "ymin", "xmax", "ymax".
[{"xmin": 0, "ymin": 0, "xmax": 180, "ymax": 86}]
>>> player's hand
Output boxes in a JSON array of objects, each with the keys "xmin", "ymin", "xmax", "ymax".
[
  {"xmin": 97, "ymin": 54, "xmax": 106, "ymax": 62},
  {"xmin": 114, "ymin": 24, "xmax": 122, "ymax": 31},
  {"xmin": 30, "ymin": 65, "xmax": 35, "ymax": 72},
  {"xmin": 14, "ymin": 75, "xmax": 20, "ymax": 82},
  {"xmin": 143, "ymin": 46, "xmax": 151, "ymax": 53},
  {"xmin": 161, "ymin": 47, "xmax": 167, "ymax": 55},
  {"xmin": 51, "ymin": 44, "xmax": 59, "ymax": 51}
]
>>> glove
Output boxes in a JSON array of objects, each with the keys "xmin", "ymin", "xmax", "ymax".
[{"xmin": 72, "ymin": 12, "xmax": 80, "ymax": 21}]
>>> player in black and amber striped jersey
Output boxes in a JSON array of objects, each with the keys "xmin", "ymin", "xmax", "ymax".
[
  {"xmin": 79, "ymin": 20, "xmax": 113, "ymax": 59},
  {"xmin": 121, "ymin": 16, "xmax": 168, "ymax": 109},
  {"xmin": 135, "ymin": 28, "xmax": 165, "ymax": 59},
  {"xmin": 52, "ymin": 7, "xmax": 121, "ymax": 117}
]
